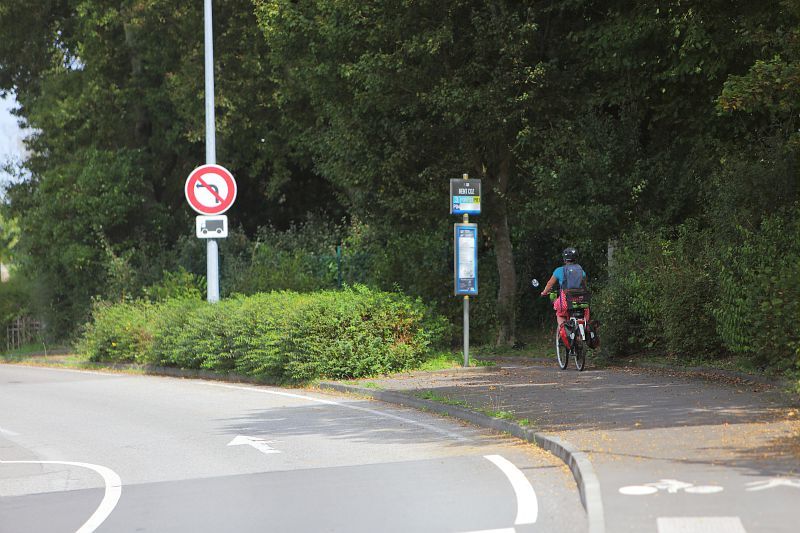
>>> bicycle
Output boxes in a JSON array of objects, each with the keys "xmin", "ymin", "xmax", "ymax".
[{"xmin": 532, "ymin": 279, "xmax": 597, "ymax": 371}]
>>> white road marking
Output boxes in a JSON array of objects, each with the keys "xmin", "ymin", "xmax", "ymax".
[
  {"xmin": 657, "ymin": 516, "xmax": 746, "ymax": 533},
  {"xmin": 0, "ymin": 425, "xmax": 20, "ymax": 436},
  {"xmin": 460, "ymin": 529, "xmax": 516, "ymax": 533},
  {"xmin": 484, "ymin": 454, "xmax": 538, "ymax": 525},
  {"xmin": 200, "ymin": 381, "xmax": 472, "ymax": 442},
  {"xmin": 0, "ymin": 459, "xmax": 122, "ymax": 533},
  {"xmin": 619, "ymin": 479, "xmax": 723, "ymax": 496},
  {"xmin": 227, "ymin": 435, "xmax": 281, "ymax": 455},
  {"xmin": 745, "ymin": 478, "xmax": 800, "ymax": 491}
]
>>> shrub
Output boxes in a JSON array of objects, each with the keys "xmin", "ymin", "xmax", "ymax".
[
  {"xmin": 79, "ymin": 286, "xmax": 447, "ymax": 381},
  {"xmin": 714, "ymin": 208, "xmax": 800, "ymax": 371},
  {"xmin": 594, "ymin": 223, "xmax": 723, "ymax": 359},
  {"xmin": 78, "ymin": 300, "xmax": 155, "ymax": 363}
]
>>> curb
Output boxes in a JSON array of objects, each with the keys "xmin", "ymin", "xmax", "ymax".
[{"xmin": 318, "ymin": 381, "xmax": 605, "ymax": 533}]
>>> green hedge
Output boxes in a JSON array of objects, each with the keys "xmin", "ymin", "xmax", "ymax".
[
  {"xmin": 595, "ymin": 207, "xmax": 799, "ymax": 373},
  {"xmin": 79, "ymin": 286, "xmax": 447, "ymax": 381}
]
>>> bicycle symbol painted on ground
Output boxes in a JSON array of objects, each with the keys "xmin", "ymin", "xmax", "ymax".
[{"xmin": 619, "ymin": 479, "xmax": 724, "ymax": 495}]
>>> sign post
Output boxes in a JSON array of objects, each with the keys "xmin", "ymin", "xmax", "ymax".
[
  {"xmin": 451, "ymin": 174, "xmax": 481, "ymax": 367},
  {"xmin": 193, "ymin": 0, "xmax": 229, "ymax": 303}
]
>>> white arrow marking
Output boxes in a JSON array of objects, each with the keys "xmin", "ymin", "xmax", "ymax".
[
  {"xmin": 746, "ymin": 478, "xmax": 800, "ymax": 491},
  {"xmin": 227, "ymin": 435, "xmax": 281, "ymax": 455}
]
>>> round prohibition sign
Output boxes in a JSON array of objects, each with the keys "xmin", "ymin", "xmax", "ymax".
[{"xmin": 185, "ymin": 164, "xmax": 237, "ymax": 215}]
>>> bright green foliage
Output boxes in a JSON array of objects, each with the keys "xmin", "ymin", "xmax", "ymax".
[
  {"xmin": 79, "ymin": 300, "xmax": 156, "ymax": 364},
  {"xmin": 715, "ymin": 208, "xmax": 800, "ymax": 370},
  {"xmin": 142, "ymin": 267, "xmax": 205, "ymax": 302},
  {"xmin": 80, "ymin": 286, "xmax": 447, "ymax": 381}
]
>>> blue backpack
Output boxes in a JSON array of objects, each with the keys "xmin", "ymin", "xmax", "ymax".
[{"xmin": 561, "ymin": 264, "xmax": 586, "ymax": 290}]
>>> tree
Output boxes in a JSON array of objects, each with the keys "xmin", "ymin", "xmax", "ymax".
[
  {"xmin": 256, "ymin": 0, "xmax": 558, "ymax": 344},
  {"xmin": 0, "ymin": 0, "xmax": 340, "ymax": 334}
]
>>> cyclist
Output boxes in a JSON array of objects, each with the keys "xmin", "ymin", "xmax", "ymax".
[{"xmin": 540, "ymin": 247, "xmax": 588, "ymax": 330}]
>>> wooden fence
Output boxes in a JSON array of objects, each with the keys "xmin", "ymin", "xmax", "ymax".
[{"xmin": 6, "ymin": 317, "xmax": 42, "ymax": 352}]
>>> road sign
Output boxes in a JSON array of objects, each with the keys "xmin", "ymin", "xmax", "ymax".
[
  {"xmin": 450, "ymin": 178, "xmax": 481, "ymax": 215},
  {"xmin": 196, "ymin": 215, "xmax": 228, "ymax": 239},
  {"xmin": 185, "ymin": 164, "xmax": 237, "ymax": 215},
  {"xmin": 454, "ymin": 223, "xmax": 478, "ymax": 295}
]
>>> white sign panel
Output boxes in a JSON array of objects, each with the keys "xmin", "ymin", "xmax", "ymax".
[
  {"xmin": 454, "ymin": 223, "xmax": 478, "ymax": 295},
  {"xmin": 196, "ymin": 215, "xmax": 228, "ymax": 239}
]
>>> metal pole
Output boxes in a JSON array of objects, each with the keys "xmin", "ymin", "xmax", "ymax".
[
  {"xmin": 463, "ymin": 295, "xmax": 470, "ymax": 367},
  {"xmin": 336, "ymin": 244, "xmax": 343, "ymax": 289},
  {"xmin": 204, "ymin": 0, "xmax": 216, "ymax": 165},
  {"xmin": 204, "ymin": 0, "xmax": 219, "ymax": 303},
  {"xmin": 463, "ymin": 210, "xmax": 470, "ymax": 367}
]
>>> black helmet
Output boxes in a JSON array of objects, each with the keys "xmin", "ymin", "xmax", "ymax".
[{"xmin": 562, "ymin": 247, "xmax": 578, "ymax": 263}]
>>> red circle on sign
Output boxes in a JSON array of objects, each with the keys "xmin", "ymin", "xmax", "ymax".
[{"xmin": 185, "ymin": 164, "xmax": 237, "ymax": 215}]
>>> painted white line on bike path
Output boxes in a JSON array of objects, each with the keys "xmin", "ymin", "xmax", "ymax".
[
  {"xmin": 198, "ymin": 381, "xmax": 472, "ymax": 442},
  {"xmin": 485, "ymin": 454, "xmax": 538, "ymax": 525},
  {"xmin": 657, "ymin": 516, "xmax": 746, "ymax": 533},
  {"xmin": 0, "ymin": 459, "xmax": 122, "ymax": 533}
]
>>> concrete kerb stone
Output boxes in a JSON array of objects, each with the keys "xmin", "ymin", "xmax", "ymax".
[{"xmin": 317, "ymin": 381, "xmax": 606, "ymax": 533}]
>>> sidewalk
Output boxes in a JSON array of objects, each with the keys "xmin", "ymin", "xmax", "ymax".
[{"xmin": 319, "ymin": 357, "xmax": 800, "ymax": 533}]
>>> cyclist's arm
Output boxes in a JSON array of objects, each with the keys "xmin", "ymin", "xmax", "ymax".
[{"xmin": 541, "ymin": 275, "xmax": 558, "ymax": 296}]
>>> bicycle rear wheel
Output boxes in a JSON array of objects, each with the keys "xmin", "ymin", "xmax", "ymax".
[
  {"xmin": 573, "ymin": 340, "xmax": 586, "ymax": 371},
  {"xmin": 556, "ymin": 328, "xmax": 568, "ymax": 370}
]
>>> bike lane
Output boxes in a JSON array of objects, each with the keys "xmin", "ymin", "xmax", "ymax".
[{"xmin": 337, "ymin": 361, "xmax": 800, "ymax": 533}]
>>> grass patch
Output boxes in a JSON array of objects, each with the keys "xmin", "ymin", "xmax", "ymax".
[
  {"xmin": 1, "ymin": 342, "xmax": 69, "ymax": 358},
  {"xmin": 359, "ymin": 381, "xmax": 383, "ymax": 390},
  {"xmin": 415, "ymin": 390, "xmax": 470, "ymax": 408},
  {"xmin": 481, "ymin": 409, "xmax": 515, "ymax": 421},
  {"xmin": 418, "ymin": 351, "xmax": 496, "ymax": 371}
]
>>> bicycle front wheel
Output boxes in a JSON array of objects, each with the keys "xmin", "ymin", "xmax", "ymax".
[{"xmin": 556, "ymin": 328, "xmax": 569, "ymax": 370}]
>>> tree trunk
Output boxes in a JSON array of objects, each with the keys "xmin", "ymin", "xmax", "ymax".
[{"xmin": 482, "ymin": 151, "xmax": 517, "ymax": 347}]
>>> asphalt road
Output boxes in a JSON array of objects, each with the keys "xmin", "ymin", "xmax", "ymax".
[{"xmin": 0, "ymin": 365, "xmax": 585, "ymax": 532}]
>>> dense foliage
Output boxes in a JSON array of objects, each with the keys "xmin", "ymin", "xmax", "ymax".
[
  {"xmin": 1, "ymin": 1, "xmax": 798, "ymax": 376},
  {"xmin": 80, "ymin": 286, "xmax": 448, "ymax": 381}
]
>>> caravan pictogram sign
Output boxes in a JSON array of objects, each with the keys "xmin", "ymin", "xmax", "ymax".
[{"xmin": 184, "ymin": 164, "xmax": 237, "ymax": 215}]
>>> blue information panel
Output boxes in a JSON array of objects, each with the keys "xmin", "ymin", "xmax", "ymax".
[
  {"xmin": 450, "ymin": 179, "xmax": 481, "ymax": 215},
  {"xmin": 454, "ymin": 223, "xmax": 478, "ymax": 295}
]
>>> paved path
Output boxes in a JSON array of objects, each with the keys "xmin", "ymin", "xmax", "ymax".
[{"xmin": 333, "ymin": 359, "xmax": 800, "ymax": 533}]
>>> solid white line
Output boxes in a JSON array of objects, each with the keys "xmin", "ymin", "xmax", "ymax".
[
  {"xmin": 199, "ymin": 381, "xmax": 472, "ymax": 442},
  {"xmin": 657, "ymin": 516, "xmax": 747, "ymax": 533},
  {"xmin": 484, "ymin": 454, "xmax": 538, "ymax": 525},
  {"xmin": 0, "ymin": 364, "xmax": 120, "ymax": 377},
  {"xmin": 0, "ymin": 459, "xmax": 122, "ymax": 533}
]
